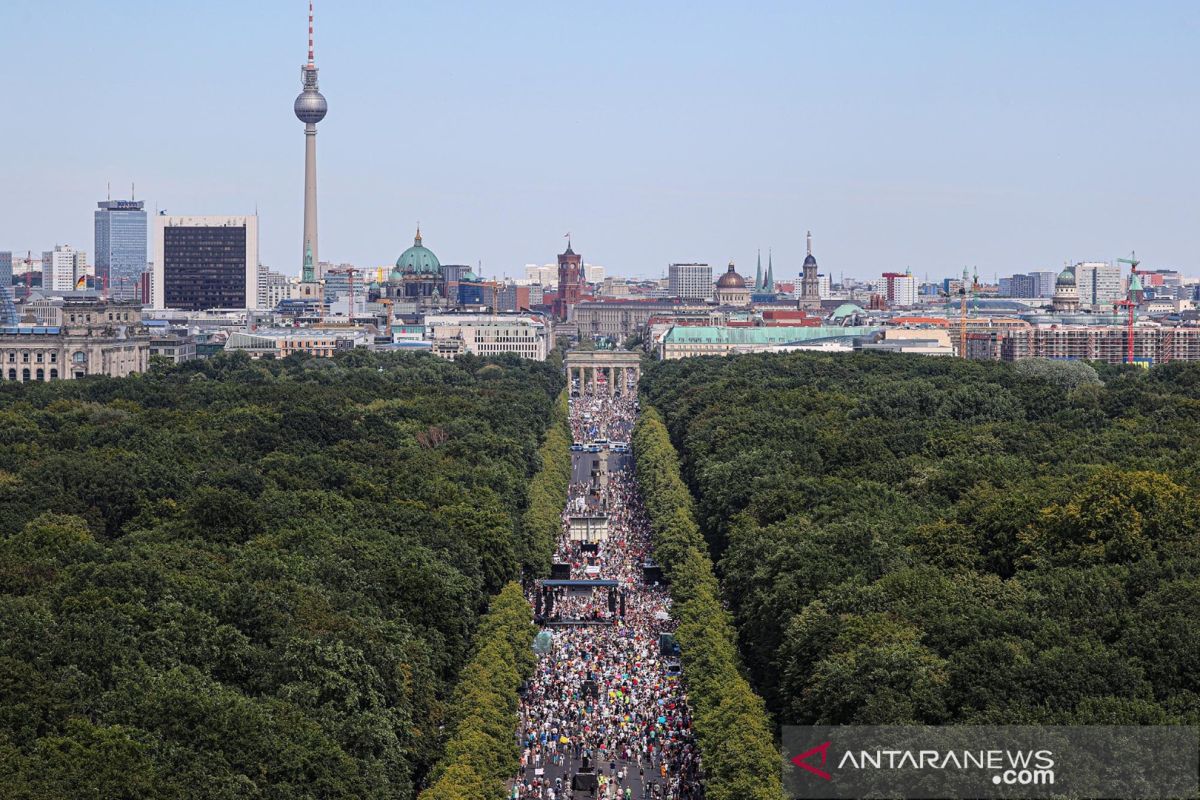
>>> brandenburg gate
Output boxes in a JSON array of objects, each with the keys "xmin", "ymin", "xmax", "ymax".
[{"xmin": 565, "ymin": 350, "xmax": 641, "ymax": 397}]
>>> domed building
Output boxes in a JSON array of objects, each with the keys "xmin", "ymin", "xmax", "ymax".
[
  {"xmin": 715, "ymin": 262, "xmax": 751, "ymax": 307},
  {"xmin": 396, "ymin": 227, "xmax": 441, "ymax": 275},
  {"xmin": 1052, "ymin": 265, "xmax": 1079, "ymax": 312},
  {"xmin": 385, "ymin": 226, "xmax": 447, "ymax": 306}
]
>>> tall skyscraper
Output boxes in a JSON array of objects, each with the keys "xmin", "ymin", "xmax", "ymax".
[
  {"xmin": 43, "ymin": 246, "xmax": 88, "ymax": 292},
  {"xmin": 0, "ymin": 252, "xmax": 14, "ymax": 326},
  {"xmin": 95, "ymin": 199, "xmax": 147, "ymax": 300},
  {"xmin": 153, "ymin": 215, "xmax": 260, "ymax": 310},
  {"xmin": 799, "ymin": 231, "xmax": 821, "ymax": 307},
  {"xmin": 555, "ymin": 238, "xmax": 583, "ymax": 320},
  {"xmin": 294, "ymin": 1, "xmax": 328, "ymax": 278}
]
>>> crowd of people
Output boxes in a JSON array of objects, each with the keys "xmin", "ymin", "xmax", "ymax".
[
  {"xmin": 513, "ymin": 390, "xmax": 703, "ymax": 800},
  {"xmin": 570, "ymin": 392, "xmax": 637, "ymax": 444}
]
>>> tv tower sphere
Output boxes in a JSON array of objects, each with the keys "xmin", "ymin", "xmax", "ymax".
[{"xmin": 295, "ymin": 84, "xmax": 327, "ymax": 124}]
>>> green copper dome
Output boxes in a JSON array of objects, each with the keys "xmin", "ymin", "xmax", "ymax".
[
  {"xmin": 396, "ymin": 226, "xmax": 441, "ymax": 275},
  {"xmin": 1056, "ymin": 266, "xmax": 1076, "ymax": 287}
]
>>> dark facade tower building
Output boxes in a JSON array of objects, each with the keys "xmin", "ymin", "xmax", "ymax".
[
  {"xmin": 555, "ymin": 238, "xmax": 583, "ymax": 320},
  {"xmin": 153, "ymin": 216, "xmax": 259, "ymax": 310},
  {"xmin": 800, "ymin": 230, "xmax": 821, "ymax": 307},
  {"xmin": 294, "ymin": 1, "xmax": 328, "ymax": 275},
  {"xmin": 95, "ymin": 199, "xmax": 147, "ymax": 301}
]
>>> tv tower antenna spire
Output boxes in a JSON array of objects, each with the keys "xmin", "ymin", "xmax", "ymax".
[
  {"xmin": 295, "ymin": 0, "xmax": 328, "ymax": 276},
  {"xmin": 307, "ymin": 1, "xmax": 315, "ymax": 66}
]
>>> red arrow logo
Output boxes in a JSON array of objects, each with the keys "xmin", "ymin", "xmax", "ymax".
[{"xmin": 791, "ymin": 741, "xmax": 833, "ymax": 781}]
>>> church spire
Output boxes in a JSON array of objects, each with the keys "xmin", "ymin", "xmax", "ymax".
[
  {"xmin": 754, "ymin": 250, "xmax": 763, "ymax": 292},
  {"xmin": 765, "ymin": 249, "xmax": 774, "ymax": 292},
  {"xmin": 303, "ymin": 242, "xmax": 315, "ymax": 283}
]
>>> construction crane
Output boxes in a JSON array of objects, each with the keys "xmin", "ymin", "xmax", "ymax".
[
  {"xmin": 21, "ymin": 251, "xmax": 34, "ymax": 300},
  {"xmin": 958, "ymin": 266, "xmax": 978, "ymax": 358},
  {"xmin": 327, "ymin": 266, "xmax": 362, "ymax": 318},
  {"xmin": 379, "ymin": 298, "xmax": 395, "ymax": 335},
  {"xmin": 1112, "ymin": 253, "xmax": 1141, "ymax": 365}
]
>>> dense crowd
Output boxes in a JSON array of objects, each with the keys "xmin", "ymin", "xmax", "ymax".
[
  {"xmin": 513, "ymin": 390, "xmax": 702, "ymax": 800},
  {"xmin": 570, "ymin": 392, "xmax": 637, "ymax": 444}
]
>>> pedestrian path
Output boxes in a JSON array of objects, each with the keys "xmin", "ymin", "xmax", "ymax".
[{"xmin": 512, "ymin": 392, "xmax": 702, "ymax": 800}]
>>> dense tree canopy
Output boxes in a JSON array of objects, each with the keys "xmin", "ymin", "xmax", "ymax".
[
  {"xmin": 0, "ymin": 351, "xmax": 562, "ymax": 799},
  {"xmin": 642, "ymin": 353, "xmax": 1200, "ymax": 727},
  {"xmin": 633, "ymin": 409, "xmax": 782, "ymax": 800}
]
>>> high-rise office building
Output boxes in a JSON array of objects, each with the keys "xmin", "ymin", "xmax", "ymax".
[
  {"xmin": 95, "ymin": 199, "xmax": 148, "ymax": 300},
  {"xmin": 0, "ymin": 253, "xmax": 14, "ymax": 326},
  {"xmin": 42, "ymin": 246, "xmax": 88, "ymax": 292},
  {"xmin": 1075, "ymin": 262, "xmax": 1122, "ymax": 310},
  {"xmin": 153, "ymin": 215, "xmax": 260, "ymax": 310},
  {"xmin": 668, "ymin": 263, "xmax": 712, "ymax": 301}
]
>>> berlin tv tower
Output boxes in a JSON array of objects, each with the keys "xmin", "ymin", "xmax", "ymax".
[{"xmin": 294, "ymin": 2, "xmax": 327, "ymax": 282}]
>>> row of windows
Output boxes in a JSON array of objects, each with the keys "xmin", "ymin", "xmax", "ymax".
[
  {"xmin": 5, "ymin": 350, "xmax": 89, "ymax": 364},
  {"xmin": 2, "ymin": 367, "xmax": 64, "ymax": 381}
]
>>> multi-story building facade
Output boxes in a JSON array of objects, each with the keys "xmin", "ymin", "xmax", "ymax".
[
  {"xmin": 0, "ymin": 300, "xmax": 150, "ymax": 382},
  {"xmin": 882, "ymin": 271, "xmax": 917, "ymax": 307},
  {"xmin": 42, "ymin": 246, "xmax": 88, "ymax": 292},
  {"xmin": 95, "ymin": 200, "xmax": 147, "ymax": 300},
  {"xmin": 668, "ymin": 263, "xmax": 712, "ymax": 301},
  {"xmin": 573, "ymin": 299, "xmax": 697, "ymax": 340},
  {"xmin": 149, "ymin": 334, "xmax": 198, "ymax": 363},
  {"xmin": 153, "ymin": 215, "xmax": 259, "ymax": 310},
  {"xmin": 257, "ymin": 267, "xmax": 292, "ymax": 310},
  {"xmin": 1075, "ymin": 262, "xmax": 1122, "ymax": 310},
  {"xmin": 524, "ymin": 264, "xmax": 557, "ymax": 286},
  {"xmin": 967, "ymin": 326, "xmax": 1200, "ymax": 364},
  {"xmin": 224, "ymin": 328, "xmax": 369, "ymax": 358},
  {"xmin": 424, "ymin": 312, "xmax": 551, "ymax": 361},
  {"xmin": 0, "ymin": 252, "xmax": 13, "ymax": 326}
]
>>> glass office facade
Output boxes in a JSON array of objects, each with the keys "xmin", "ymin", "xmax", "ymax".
[
  {"xmin": 95, "ymin": 201, "xmax": 147, "ymax": 301},
  {"xmin": 163, "ymin": 226, "xmax": 248, "ymax": 310}
]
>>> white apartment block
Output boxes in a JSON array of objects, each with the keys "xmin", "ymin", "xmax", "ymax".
[
  {"xmin": 668, "ymin": 263, "xmax": 713, "ymax": 301},
  {"xmin": 524, "ymin": 264, "xmax": 557, "ymax": 286},
  {"xmin": 1075, "ymin": 262, "xmax": 1122, "ymax": 310},
  {"xmin": 257, "ymin": 267, "xmax": 291, "ymax": 310},
  {"xmin": 42, "ymin": 246, "xmax": 88, "ymax": 292}
]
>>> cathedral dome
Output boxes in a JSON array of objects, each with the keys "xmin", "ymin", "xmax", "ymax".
[
  {"xmin": 1056, "ymin": 266, "xmax": 1076, "ymax": 287},
  {"xmin": 715, "ymin": 262, "xmax": 747, "ymax": 289},
  {"xmin": 396, "ymin": 227, "xmax": 441, "ymax": 275}
]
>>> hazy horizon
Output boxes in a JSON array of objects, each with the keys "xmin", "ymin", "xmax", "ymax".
[{"xmin": 3, "ymin": 0, "xmax": 1198, "ymax": 282}]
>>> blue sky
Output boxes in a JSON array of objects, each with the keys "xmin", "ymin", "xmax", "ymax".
[{"xmin": 3, "ymin": 0, "xmax": 1198, "ymax": 281}]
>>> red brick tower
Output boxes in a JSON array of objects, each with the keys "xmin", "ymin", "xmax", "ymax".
[{"xmin": 555, "ymin": 237, "xmax": 583, "ymax": 320}]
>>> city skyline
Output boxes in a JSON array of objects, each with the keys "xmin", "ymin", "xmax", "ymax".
[{"xmin": 3, "ymin": 0, "xmax": 1198, "ymax": 280}]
